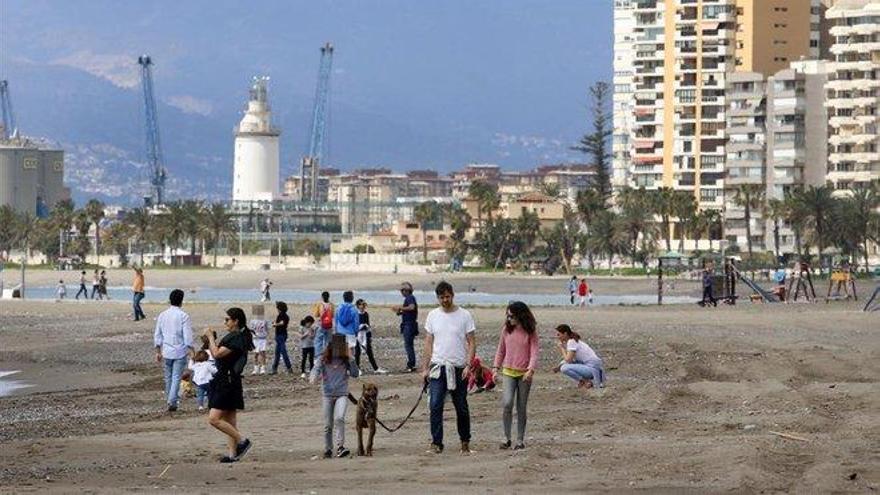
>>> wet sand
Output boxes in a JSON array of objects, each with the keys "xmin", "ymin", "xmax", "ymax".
[{"xmin": 0, "ymin": 272, "xmax": 878, "ymax": 493}]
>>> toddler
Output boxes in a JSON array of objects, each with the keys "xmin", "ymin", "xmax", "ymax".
[
  {"xmin": 190, "ymin": 350, "xmax": 217, "ymax": 411},
  {"xmin": 310, "ymin": 334, "xmax": 359, "ymax": 458},
  {"xmin": 55, "ymin": 280, "xmax": 67, "ymax": 301},
  {"xmin": 250, "ymin": 305, "xmax": 269, "ymax": 374},
  {"xmin": 299, "ymin": 316, "xmax": 316, "ymax": 378}
]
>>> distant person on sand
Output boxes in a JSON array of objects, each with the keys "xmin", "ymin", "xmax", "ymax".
[
  {"xmin": 701, "ymin": 264, "xmax": 717, "ymax": 307},
  {"xmin": 98, "ymin": 270, "xmax": 109, "ymax": 300},
  {"xmin": 578, "ymin": 279, "xmax": 589, "ymax": 307},
  {"xmin": 312, "ymin": 291, "xmax": 335, "ymax": 358},
  {"xmin": 354, "ymin": 299, "xmax": 388, "ymax": 374},
  {"xmin": 153, "ymin": 289, "xmax": 194, "ymax": 412},
  {"xmin": 422, "ymin": 281, "xmax": 475, "ymax": 454},
  {"xmin": 334, "ymin": 290, "xmax": 359, "ymax": 356},
  {"xmin": 492, "ymin": 301, "xmax": 539, "ymax": 450},
  {"xmin": 203, "ymin": 307, "xmax": 254, "ymax": 463},
  {"xmin": 568, "ymin": 276, "xmax": 577, "ymax": 305},
  {"xmin": 299, "ymin": 316, "xmax": 317, "ymax": 377},
  {"xmin": 75, "ymin": 271, "xmax": 88, "ymax": 299},
  {"xmin": 552, "ymin": 324, "xmax": 605, "ymax": 390},
  {"xmin": 260, "ymin": 278, "xmax": 272, "ymax": 302},
  {"xmin": 55, "ymin": 280, "xmax": 67, "ymax": 301},
  {"xmin": 90, "ymin": 270, "xmax": 100, "ymax": 299},
  {"xmin": 132, "ymin": 267, "xmax": 146, "ymax": 321},
  {"xmin": 391, "ymin": 282, "xmax": 419, "ymax": 372},
  {"xmin": 270, "ymin": 301, "xmax": 293, "ymax": 374}
]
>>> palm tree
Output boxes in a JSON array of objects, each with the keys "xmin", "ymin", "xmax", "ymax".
[
  {"xmin": 49, "ymin": 199, "xmax": 76, "ymax": 258},
  {"xmin": 618, "ymin": 187, "xmax": 655, "ymax": 267},
  {"xmin": 202, "ymin": 203, "xmax": 238, "ymax": 267},
  {"xmin": 414, "ymin": 200, "xmax": 441, "ymax": 263},
  {"xmin": 702, "ymin": 208, "xmax": 722, "ymax": 253},
  {"xmin": 673, "ymin": 192, "xmax": 697, "ymax": 252},
  {"xmin": 783, "ymin": 188, "xmax": 808, "ymax": 257},
  {"xmin": 124, "ymin": 207, "xmax": 153, "ymax": 265},
  {"xmin": 797, "ymin": 185, "xmax": 836, "ymax": 268},
  {"xmin": 731, "ymin": 184, "xmax": 765, "ymax": 259},
  {"xmin": 85, "ymin": 199, "xmax": 105, "ymax": 266},
  {"xmin": 73, "ymin": 209, "xmax": 92, "ymax": 261},
  {"xmin": 0, "ymin": 205, "xmax": 19, "ymax": 257},
  {"xmin": 649, "ymin": 187, "xmax": 677, "ymax": 252},
  {"xmin": 179, "ymin": 200, "xmax": 205, "ymax": 261},
  {"xmin": 442, "ymin": 203, "xmax": 471, "ymax": 268},
  {"xmin": 161, "ymin": 202, "xmax": 188, "ymax": 259},
  {"xmin": 468, "ymin": 181, "xmax": 500, "ymax": 231},
  {"xmin": 839, "ymin": 185, "xmax": 879, "ymax": 271},
  {"xmin": 764, "ymin": 198, "xmax": 787, "ymax": 261},
  {"xmin": 576, "ymin": 188, "xmax": 604, "ymax": 269}
]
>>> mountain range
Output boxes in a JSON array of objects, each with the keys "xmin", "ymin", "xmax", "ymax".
[{"xmin": 1, "ymin": 0, "xmax": 613, "ymax": 205}]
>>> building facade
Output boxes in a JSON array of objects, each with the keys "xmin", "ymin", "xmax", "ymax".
[
  {"xmin": 232, "ymin": 77, "xmax": 280, "ymax": 203},
  {"xmin": 824, "ymin": 0, "xmax": 880, "ymax": 194},
  {"xmin": 0, "ymin": 139, "xmax": 68, "ymax": 217}
]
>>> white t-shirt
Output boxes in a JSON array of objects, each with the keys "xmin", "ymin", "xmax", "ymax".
[
  {"xmin": 567, "ymin": 339, "xmax": 599, "ymax": 363},
  {"xmin": 425, "ymin": 306, "xmax": 476, "ymax": 367}
]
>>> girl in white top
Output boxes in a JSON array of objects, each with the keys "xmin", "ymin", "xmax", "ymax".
[
  {"xmin": 190, "ymin": 350, "xmax": 217, "ymax": 412},
  {"xmin": 552, "ymin": 324, "xmax": 605, "ymax": 390}
]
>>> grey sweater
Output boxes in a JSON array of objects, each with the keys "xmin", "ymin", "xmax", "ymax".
[{"xmin": 310, "ymin": 356, "xmax": 359, "ymax": 397}]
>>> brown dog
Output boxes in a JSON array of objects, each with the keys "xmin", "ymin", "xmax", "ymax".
[{"xmin": 355, "ymin": 382, "xmax": 379, "ymax": 456}]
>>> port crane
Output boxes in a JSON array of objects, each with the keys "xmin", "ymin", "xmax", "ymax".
[
  {"xmin": 0, "ymin": 80, "xmax": 16, "ymax": 140},
  {"xmin": 137, "ymin": 55, "xmax": 167, "ymax": 206},
  {"xmin": 300, "ymin": 42, "xmax": 334, "ymax": 202}
]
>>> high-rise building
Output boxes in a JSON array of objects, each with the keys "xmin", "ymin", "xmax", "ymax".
[
  {"xmin": 615, "ymin": 0, "xmax": 821, "ymax": 249},
  {"xmin": 724, "ymin": 61, "xmax": 829, "ymax": 253},
  {"xmin": 824, "ymin": 0, "xmax": 880, "ymax": 194},
  {"xmin": 0, "ymin": 139, "xmax": 68, "ymax": 217},
  {"xmin": 612, "ymin": 0, "xmax": 636, "ymax": 191}
]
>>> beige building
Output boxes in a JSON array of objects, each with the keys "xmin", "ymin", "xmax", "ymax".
[
  {"xmin": 0, "ymin": 138, "xmax": 68, "ymax": 217},
  {"xmin": 501, "ymin": 193, "xmax": 565, "ymax": 230},
  {"xmin": 824, "ymin": 0, "xmax": 880, "ymax": 194},
  {"xmin": 734, "ymin": 0, "xmax": 819, "ymax": 76}
]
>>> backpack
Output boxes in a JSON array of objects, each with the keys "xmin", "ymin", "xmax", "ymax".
[{"xmin": 320, "ymin": 303, "xmax": 333, "ymax": 330}]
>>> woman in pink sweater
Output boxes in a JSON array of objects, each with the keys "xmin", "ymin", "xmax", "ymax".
[{"xmin": 492, "ymin": 301, "xmax": 540, "ymax": 450}]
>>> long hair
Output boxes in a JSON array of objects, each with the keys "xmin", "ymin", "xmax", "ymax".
[
  {"xmin": 505, "ymin": 301, "xmax": 536, "ymax": 334},
  {"xmin": 322, "ymin": 334, "xmax": 349, "ymax": 363},
  {"xmin": 555, "ymin": 324, "xmax": 580, "ymax": 341},
  {"xmin": 226, "ymin": 307, "xmax": 254, "ymax": 350}
]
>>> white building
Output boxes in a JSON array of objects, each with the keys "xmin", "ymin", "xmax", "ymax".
[
  {"xmin": 233, "ymin": 77, "xmax": 281, "ymax": 202},
  {"xmin": 612, "ymin": 0, "xmax": 636, "ymax": 193},
  {"xmin": 824, "ymin": 0, "xmax": 880, "ymax": 194}
]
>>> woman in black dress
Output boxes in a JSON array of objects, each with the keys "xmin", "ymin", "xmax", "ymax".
[{"xmin": 204, "ymin": 307, "xmax": 254, "ymax": 462}]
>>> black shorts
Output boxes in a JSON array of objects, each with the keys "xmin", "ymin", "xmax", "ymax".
[{"xmin": 208, "ymin": 372, "xmax": 244, "ymax": 411}]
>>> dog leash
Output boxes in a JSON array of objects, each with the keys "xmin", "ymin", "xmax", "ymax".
[{"xmin": 348, "ymin": 381, "xmax": 429, "ymax": 433}]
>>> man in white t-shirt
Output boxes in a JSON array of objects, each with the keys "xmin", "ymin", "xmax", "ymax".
[{"xmin": 421, "ymin": 281, "xmax": 476, "ymax": 454}]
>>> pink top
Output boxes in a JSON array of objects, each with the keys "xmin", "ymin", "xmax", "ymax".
[{"xmin": 493, "ymin": 325, "xmax": 540, "ymax": 371}]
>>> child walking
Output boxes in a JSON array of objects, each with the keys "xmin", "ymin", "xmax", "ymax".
[
  {"xmin": 190, "ymin": 350, "xmax": 217, "ymax": 412},
  {"xmin": 250, "ymin": 305, "xmax": 269, "ymax": 375},
  {"xmin": 310, "ymin": 334, "xmax": 359, "ymax": 458},
  {"xmin": 55, "ymin": 280, "xmax": 67, "ymax": 301},
  {"xmin": 354, "ymin": 299, "xmax": 387, "ymax": 374},
  {"xmin": 299, "ymin": 316, "xmax": 317, "ymax": 378}
]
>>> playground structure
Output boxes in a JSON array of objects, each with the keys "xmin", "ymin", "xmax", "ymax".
[
  {"xmin": 787, "ymin": 260, "xmax": 818, "ymax": 302},
  {"xmin": 825, "ymin": 262, "xmax": 858, "ymax": 302}
]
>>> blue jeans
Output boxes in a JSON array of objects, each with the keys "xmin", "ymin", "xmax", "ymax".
[
  {"xmin": 560, "ymin": 362, "xmax": 604, "ymax": 387},
  {"xmin": 133, "ymin": 292, "xmax": 146, "ymax": 320},
  {"xmin": 163, "ymin": 357, "xmax": 187, "ymax": 406},
  {"xmin": 196, "ymin": 383, "xmax": 210, "ymax": 408},
  {"xmin": 401, "ymin": 321, "xmax": 418, "ymax": 369},
  {"xmin": 272, "ymin": 334, "xmax": 292, "ymax": 372},
  {"xmin": 428, "ymin": 366, "xmax": 470, "ymax": 448},
  {"xmin": 314, "ymin": 328, "xmax": 330, "ymax": 359}
]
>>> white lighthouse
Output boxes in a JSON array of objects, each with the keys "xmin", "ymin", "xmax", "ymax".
[{"xmin": 233, "ymin": 77, "xmax": 280, "ymax": 202}]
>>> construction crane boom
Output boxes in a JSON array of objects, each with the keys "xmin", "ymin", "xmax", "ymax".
[
  {"xmin": 0, "ymin": 80, "xmax": 17, "ymax": 140},
  {"xmin": 300, "ymin": 42, "xmax": 334, "ymax": 202},
  {"xmin": 137, "ymin": 55, "xmax": 167, "ymax": 206}
]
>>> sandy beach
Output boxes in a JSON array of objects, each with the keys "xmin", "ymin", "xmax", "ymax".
[{"xmin": 1, "ymin": 271, "xmax": 878, "ymax": 493}]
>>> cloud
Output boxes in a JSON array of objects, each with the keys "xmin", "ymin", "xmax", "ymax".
[
  {"xmin": 166, "ymin": 95, "xmax": 213, "ymax": 116},
  {"xmin": 51, "ymin": 50, "xmax": 140, "ymax": 88}
]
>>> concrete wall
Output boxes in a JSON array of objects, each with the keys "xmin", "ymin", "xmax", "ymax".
[{"xmin": 0, "ymin": 146, "xmax": 67, "ymax": 216}]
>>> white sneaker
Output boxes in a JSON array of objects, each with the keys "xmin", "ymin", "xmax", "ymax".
[
  {"xmin": 375, "ymin": 367, "xmax": 389, "ymax": 375},
  {"xmin": 300, "ymin": 373, "xmax": 307, "ymax": 378},
  {"xmin": 252, "ymin": 367, "xmax": 259, "ymax": 375},
  {"xmin": 260, "ymin": 366, "xmax": 267, "ymax": 375}
]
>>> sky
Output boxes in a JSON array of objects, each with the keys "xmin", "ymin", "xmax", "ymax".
[{"xmin": 0, "ymin": 0, "xmax": 613, "ymax": 172}]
